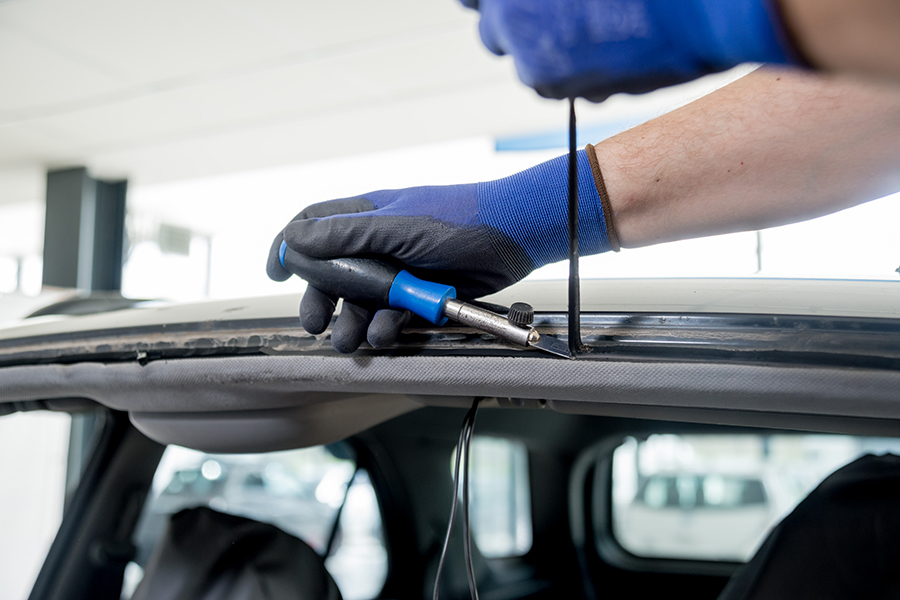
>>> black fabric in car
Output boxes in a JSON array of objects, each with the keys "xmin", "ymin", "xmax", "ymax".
[
  {"xmin": 130, "ymin": 506, "xmax": 342, "ymax": 600},
  {"xmin": 718, "ymin": 453, "xmax": 900, "ymax": 600}
]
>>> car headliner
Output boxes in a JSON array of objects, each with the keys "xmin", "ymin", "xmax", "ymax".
[{"xmin": 2, "ymin": 278, "xmax": 900, "ymax": 453}]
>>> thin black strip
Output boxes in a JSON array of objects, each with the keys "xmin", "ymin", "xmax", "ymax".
[
  {"xmin": 324, "ymin": 466, "xmax": 358, "ymax": 558},
  {"xmin": 6, "ymin": 313, "xmax": 900, "ymax": 369},
  {"xmin": 462, "ymin": 398, "xmax": 482, "ymax": 600},
  {"xmin": 568, "ymin": 98, "xmax": 582, "ymax": 355},
  {"xmin": 433, "ymin": 407, "xmax": 469, "ymax": 600}
]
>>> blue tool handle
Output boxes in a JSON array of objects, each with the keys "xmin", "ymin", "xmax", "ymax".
[{"xmin": 279, "ymin": 241, "xmax": 455, "ymax": 325}]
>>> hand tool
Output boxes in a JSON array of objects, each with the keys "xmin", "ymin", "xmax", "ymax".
[{"xmin": 279, "ymin": 241, "xmax": 571, "ymax": 358}]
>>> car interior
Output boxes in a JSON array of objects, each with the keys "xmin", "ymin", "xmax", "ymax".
[
  {"xmin": 4, "ymin": 283, "xmax": 900, "ymax": 600},
  {"xmin": 9, "ymin": 396, "xmax": 900, "ymax": 600},
  {"xmin": 3, "ymin": 1, "xmax": 900, "ymax": 598}
]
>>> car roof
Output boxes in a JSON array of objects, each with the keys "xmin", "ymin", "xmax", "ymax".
[
  {"xmin": 2, "ymin": 277, "xmax": 900, "ymax": 453},
  {"xmin": 2, "ymin": 278, "xmax": 900, "ymax": 342}
]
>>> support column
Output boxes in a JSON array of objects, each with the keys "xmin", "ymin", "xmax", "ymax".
[{"xmin": 42, "ymin": 167, "xmax": 127, "ymax": 292}]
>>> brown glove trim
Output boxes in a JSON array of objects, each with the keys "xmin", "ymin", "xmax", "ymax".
[{"xmin": 585, "ymin": 143, "xmax": 620, "ymax": 252}]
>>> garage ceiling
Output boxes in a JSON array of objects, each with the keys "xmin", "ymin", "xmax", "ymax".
[
  {"xmin": 0, "ymin": 0, "xmax": 574, "ymax": 189},
  {"xmin": 0, "ymin": 0, "xmax": 742, "ymax": 214}
]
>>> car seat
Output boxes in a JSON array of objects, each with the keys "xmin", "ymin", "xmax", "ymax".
[
  {"xmin": 130, "ymin": 506, "xmax": 342, "ymax": 600},
  {"xmin": 718, "ymin": 453, "xmax": 900, "ymax": 600}
]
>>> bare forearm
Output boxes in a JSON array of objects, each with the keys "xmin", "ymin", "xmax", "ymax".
[{"xmin": 595, "ymin": 67, "xmax": 900, "ymax": 248}]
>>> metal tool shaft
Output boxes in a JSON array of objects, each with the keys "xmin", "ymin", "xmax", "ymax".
[{"xmin": 443, "ymin": 298, "xmax": 536, "ymax": 347}]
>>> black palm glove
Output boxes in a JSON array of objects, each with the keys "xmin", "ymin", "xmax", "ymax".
[{"xmin": 267, "ymin": 148, "xmax": 619, "ymax": 353}]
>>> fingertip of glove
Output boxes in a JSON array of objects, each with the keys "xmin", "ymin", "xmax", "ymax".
[
  {"xmin": 299, "ymin": 287, "xmax": 336, "ymax": 335},
  {"xmin": 366, "ymin": 331, "xmax": 394, "ymax": 350},
  {"xmin": 330, "ymin": 301, "xmax": 372, "ymax": 354},
  {"xmin": 367, "ymin": 310, "xmax": 411, "ymax": 349},
  {"xmin": 478, "ymin": 17, "xmax": 505, "ymax": 56},
  {"xmin": 331, "ymin": 330, "xmax": 362, "ymax": 354},
  {"xmin": 299, "ymin": 308, "xmax": 330, "ymax": 336}
]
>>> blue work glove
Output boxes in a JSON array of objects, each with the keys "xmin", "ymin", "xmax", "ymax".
[
  {"xmin": 267, "ymin": 145, "xmax": 619, "ymax": 353},
  {"xmin": 461, "ymin": 0, "xmax": 801, "ymax": 100}
]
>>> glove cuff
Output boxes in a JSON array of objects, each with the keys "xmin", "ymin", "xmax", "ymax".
[
  {"xmin": 477, "ymin": 149, "xmax": 618, "ymax": 271},
  {"xmin": 585, "ymin": 144, "xmax": 620, "ymax": 252}
]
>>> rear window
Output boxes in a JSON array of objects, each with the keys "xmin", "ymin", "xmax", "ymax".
[
  {"xmin": 124, "ymin": 444, "xmax": 387, "ymax": 600},
  {"xmin": 469, "ymin": 436, "xmax": 532, "ymax": 558},
  {"xmin": 451, "ymin": 436, "xmax": 533, "ymax": 558},
  {"xmin": 606, "ymin": 433, "xmax": 900, "ymax": 563}
]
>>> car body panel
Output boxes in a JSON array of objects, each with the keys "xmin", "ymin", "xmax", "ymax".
[
  {"xmin": 3, "ymin": 279, "xmax": 900, "ymax": 452},
  {"xmin": 6, "ymin": 277, "xmax": 900, "ymax": 600},
  {"xmin": 3, "ymin": 278, "xmax": 900, "ymax": 343}
]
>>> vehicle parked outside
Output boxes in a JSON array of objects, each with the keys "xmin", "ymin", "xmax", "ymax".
[
  {"xmin": 616, "ymin": 469, "xmax": 787, "ymax": 561},
  {"xmin": 610, "ymin": 433, "xmax": 900, "ymax": 562}
]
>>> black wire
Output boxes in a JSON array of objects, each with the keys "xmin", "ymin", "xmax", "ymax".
[
  {"xmin": 432, "ymin": 398, "xmax": 482, "ymax": 600},
  {"xmin": 324, "ymin": 466, "xmax": 358, "ymax": 558},
  {"xmin": 461, "ymin": 398, "xmax": 481, "ymax": 600},
  {"xmin": 568, "ymin": 97, "xmax": 582, "ymax": 356},
  {"xmin": 432, "ymin": 408, "xmax": 470, "ymax": 600}
]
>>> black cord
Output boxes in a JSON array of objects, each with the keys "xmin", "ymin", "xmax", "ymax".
[
  {"xmin": 461, "ymin": 398, "xmax": 481, "ymax": 600},
  {"xmin": 432, "ymin": 398, "xmax": 482, "ymax": 600},
  {"xmin": 324, "ymin": 466, "xmax": 358, "ymax": 558},
  {"xmin": 432, "ymin": 410, "xmax": 469, "ymax": 600},
  {"xmin": 567, "ymin": 97, "xmax": 582, "ymax": 356}
]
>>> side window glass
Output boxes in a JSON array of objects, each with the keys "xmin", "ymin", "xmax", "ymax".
[
  {"xmin": 608, "ymin": 434, "xmax": 900, "ymax": 563},
  {"xmin": 0, "ymin": 411, "xmax": 99, "ymax": 600},
  {"xmin": 125, "ymin": 445, "xmax": 388, "ymax": 600},
  {"xmin": 467, "ymin": 436, "xmax": 533, "ymax": 558},
  {"xmin": 324, "ymin": 470, "xmax": 387, "ymax": 600}
]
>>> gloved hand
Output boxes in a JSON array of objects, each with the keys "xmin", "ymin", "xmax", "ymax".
[
  {"xmin": 461, "ymin": 0, "xmax": 801, "ymax": 100},
  {"xmin": 267, "ymin": 145, "xmax": 619, "ymax": 353}
]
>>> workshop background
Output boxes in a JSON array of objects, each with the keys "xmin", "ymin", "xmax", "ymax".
[
  {"xmin": 2, "ymin": 1, "xmax": 900, "ymax": 598},
  {"xmin": 2, "ymin": 0, "xmax": 899, "ymax": 307}
]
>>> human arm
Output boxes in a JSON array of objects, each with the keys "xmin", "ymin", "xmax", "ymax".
[
  {"xmin": 267, "ymin": 67, "xmax": 900, "ymax": 352},
  {"xmin": 597, "ymin": 66, "xmax": 900, "ymax": 247},
  {"xmin": 266, "ymin": 153, "xmax": 618, "ymax": 352}
]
